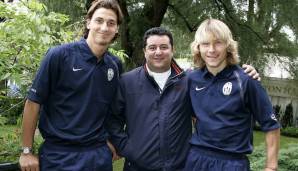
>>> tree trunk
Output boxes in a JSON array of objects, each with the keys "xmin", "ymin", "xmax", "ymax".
[
  {"xmin": 247, "ymin": 0, "xmax": 254, "ymax": 25},
  {"xmin": 126, "ymin": 0, "xmax": 169, "ymax": 67}
]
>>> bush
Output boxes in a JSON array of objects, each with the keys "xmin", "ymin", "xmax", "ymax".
[
  {"xmin": 0, "ymin": 122, "xmax": 43, "ymax": 163},
  {"xmin": 281, "ymin": 103, "xmax": 293, "ymax": 128},
  {"xmin": 249, "ymin": 143, "xmax": 298, "ymax": 171},
  {"xmin": 0, "ymin": 96, "xmax": 24, "ymax": 125},
  {"xmin": 0, "ymin": 0, "xmax": 73, "ymax": 97},
  {"xmin": 254, "ymin": 124, "xmax": 298, "ymax": 138},
  {"xmin": 281, "ymin": 127, "xmax": 298, "ymax": 138}
]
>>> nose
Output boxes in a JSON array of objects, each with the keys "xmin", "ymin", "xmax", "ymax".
[
  {"xmin": 155, "ymin": 47, "xmax": 162, "ymax": 55},
  {"xmin": 101, "ymin": 22, "xmax": 109, "ymax": 32},
  {"xmin": 208, "ymin": 44, "xmax": 215, "ymax": 52}
]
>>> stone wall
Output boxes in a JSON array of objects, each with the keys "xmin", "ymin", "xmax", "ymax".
[{"xmin": 262, "ymin": 77, "xmax": 298, "ymax": 127}]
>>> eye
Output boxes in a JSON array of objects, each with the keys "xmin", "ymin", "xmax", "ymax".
[
  {"xmin": 160, "ymin": 45, "xmax": 169, "ymax": 50},
  {"xmin": 201, "ymin": 42, "xmax": 210, "ymax": 47},
  {"xmin": 107, "ymin": 21, "xmax": 116, "ymax": 27},
  {"xmin": 147, "ymin": 46, "xmax": 157, "ymax": 51},
  {"xmin": 95, "ymin": 18, "xmax": 104, "ymax": 24},
  {"xmin": 215, "ymin": 40, "xmax": 224, "ymax": 46}
]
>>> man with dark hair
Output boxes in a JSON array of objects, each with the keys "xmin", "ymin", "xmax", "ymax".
[
  {"xmin": 19, "ymin": 0, "xmax": 123, "ymax": 170},
  {"xmin": 108, "ymin": 27, "xmax": 193, "ymax": 171}
]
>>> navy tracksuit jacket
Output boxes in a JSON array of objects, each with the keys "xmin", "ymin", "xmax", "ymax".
[{"xmin": 107, "ymin": 61, "xmax": 193, "ymax": 170}]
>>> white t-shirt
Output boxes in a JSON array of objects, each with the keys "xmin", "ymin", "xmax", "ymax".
[{"xmin": 146, "ymin": 64, "xmax": 171, "ymax": 92}]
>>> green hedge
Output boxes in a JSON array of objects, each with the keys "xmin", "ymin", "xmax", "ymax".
[
  {"xmin": 249, "ymin": 143, "xmax": 298, "ymax": 171},
  {"xmin": 281, "ymin": 127, "xmax": 298, "ymax": 138},
  {"xmin": 254, "ymin": 125, "xmax": 298, "ymax": 138}
]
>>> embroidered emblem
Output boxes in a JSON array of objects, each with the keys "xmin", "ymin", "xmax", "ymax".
[
  {"xmin": 107, "ymin": 68, "xmax": 114, "ymax": 81},
  {"xmin": 222, "ymin": 82, "xmax": 232, "ymax": 95},
  {"xmin": 271, "ymin": 113, "xmax": 277, "ymax": 121}
]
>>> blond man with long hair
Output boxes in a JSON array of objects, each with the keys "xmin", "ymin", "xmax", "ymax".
[{"xmin": 184, "ymin": 19, "xmax": 280, "ymax": 171}]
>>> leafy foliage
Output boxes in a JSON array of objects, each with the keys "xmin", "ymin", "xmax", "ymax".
[
  {"xmin": 281, "ymin": 103, "xmax": 294, "ymax": 128},
  {"xmin": 41, "ymin": 0, "xmax": 297, "ymax": 76},
  {"xmin": 249, "ymin": 143, "xmax": 298, "ymax": 171},
  {"xmin": 0, "ymin": 0, "xmax": 74, "ymax": 96},
  {"xmin": 281, "ymin": 127, "xmax": 298, "ymax": 138},
  {"xmin": 0, "ymin": 121, "xmax": 43, "ymax": 162},
  {"xmin": 0, "ymin": 97, "xmax": 23, "ymax": 125},
  {"xmin": 38, "ymin": 0, "xmax": 86, "ymax": 23},
  {"xmin": 165, "ymin": 0, "xmax": 298, "ymax": 76}
]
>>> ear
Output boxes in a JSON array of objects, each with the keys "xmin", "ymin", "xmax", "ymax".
[
  {"xmin": 116, "ymin": 26, "xmax": 119, "ymax": 33},
  {"xmin": 86, "ymin": 19, "xmax": 91, "ymax": 29}
]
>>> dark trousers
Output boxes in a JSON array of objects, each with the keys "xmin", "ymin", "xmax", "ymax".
[
  {"xmin": 39, "ymin": 142, "xmax": 112, "ymax": 171},
  {"xmin": 123, "ymin": 159, "xmax": 185, "ymax": 171},
  {"xmin": 184, "ymin": 146, "xmax": 250, "ymax": 171}
]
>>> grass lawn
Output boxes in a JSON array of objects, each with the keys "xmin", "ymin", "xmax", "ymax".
[
  {"xmin": 113, "ymin": 159, "xmax": 124, "ymax": 171},
  {"xmin": 0, "ymin": 125, "xmax": 18, "ymax": 135},
  {"xmin": 253, "ymin": 130, "xmax": 298, "ymax": 148},
  {"xmin": 1, "ymin": 125, "xmax": 297, "ymax": 171}
]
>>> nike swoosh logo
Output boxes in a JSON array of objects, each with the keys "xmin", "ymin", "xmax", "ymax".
[
  {"xmin": 195, "ymin": 86, "xmax": 205, "ymax": 91},
  {"xmin": 72, "ymin": 67, "xmax": 83, "ymax": 71}
]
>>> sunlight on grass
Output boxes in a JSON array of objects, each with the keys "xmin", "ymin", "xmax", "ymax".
[
  {"xmin": 113, "ymin": 158, "xmax": 124, "ymax": 171},
  {"xmin": 253, "ymin": 130, "xmax": 298, "ymax": 148}
]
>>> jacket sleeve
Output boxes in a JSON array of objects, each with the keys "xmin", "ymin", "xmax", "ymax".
[{"xmin": 105, "ymin": 80, "xmax": 128, "ymax": 153}]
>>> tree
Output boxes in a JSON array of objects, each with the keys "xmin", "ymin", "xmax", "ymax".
[
  {"xmin": 164, "ymin": 0, "xmax": 298, "ymax": 76},
  {"xmin": 36, "ymin": 0, "xmax": 298, "ymax": 75},
  {"xmin": 281, "ymin": 102, "xmax": 294, "ymax": 128},
  {"xmin": 0, "ymin": 0, "xmax": 73, "ymax": 96}
]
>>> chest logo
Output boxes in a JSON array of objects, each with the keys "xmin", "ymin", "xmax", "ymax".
[
  {"xmin": 222, "ymin": 82, "xmax": 232, "ymax": 95},
  {"xmin": 72, "ymin": 67, "xmax": 83, "ymax": 72},
  {"xmin": 107, "ymin": 68, "xmax": 114, "ymax": 81},
  {"xmin": 195, "ymin": 86, "xmax": 206, "ymax": 91}
]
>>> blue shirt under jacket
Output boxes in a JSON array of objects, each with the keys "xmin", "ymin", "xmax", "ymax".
[
  {"xmin": 189, "ymin": 65, "xmax": 280, "ymax": 154},
  {"xmin": 107, "ymin": 60, "xmax": 193, "ymax": 170},
  {"xmin": 27, "ymin": 39, "xmax": 122, "ymax": 148}
]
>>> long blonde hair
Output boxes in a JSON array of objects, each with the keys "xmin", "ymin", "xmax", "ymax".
[{"xmin": 191, "ymin": 19, "xmax": 239, "ymax": 68}]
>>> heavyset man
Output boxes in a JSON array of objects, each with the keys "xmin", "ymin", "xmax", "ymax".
[{"xmin": 19, "ymin": 0, "xmax": 123, "ymax": 170}]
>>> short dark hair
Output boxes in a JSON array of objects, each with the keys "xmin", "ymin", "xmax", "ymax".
[
  {"xmin": 143, "ymin": 27, "xmax": 174, "ymax": 49},
  {"xmin": 83, "ymin": 0, "xmax": 123, "ymax": 39}
]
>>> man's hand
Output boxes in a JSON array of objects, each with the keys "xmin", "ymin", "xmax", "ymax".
[
  {"xmin": 107, "ymin": 140, "xmax": 121, "ymax": 161},
  {"xmin": 19, "ymin": 153, "xmax": 39, "ymax": 171},
  {"xmin": 242, "ymin": 64, "xmax": 261, "ymax": 81}
]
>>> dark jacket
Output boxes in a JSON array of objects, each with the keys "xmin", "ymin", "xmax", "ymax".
[{"xmin": 107, "ymin": 61, "xmax": 193, "ymax": 170}]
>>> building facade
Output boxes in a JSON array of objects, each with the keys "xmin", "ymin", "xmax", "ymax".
[{"xmin": 262, "ymin": 77, "xmax": 298, "ymax": 127}]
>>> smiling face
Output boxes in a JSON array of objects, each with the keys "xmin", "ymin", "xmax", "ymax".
[
  {"xmin": 199, "ymin": 33, "xmax": 228, "ymax": 75},
  {"xmin": 86, "ymin": 8, "xmax": 118, "ymax": 46},
  {"xmin": 144, "ymin": 35, "xmax": 174, "ymax": 73},
  {"xmin": 191, "ymin": 19, "xmax": 239, "ymax": 73}
]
